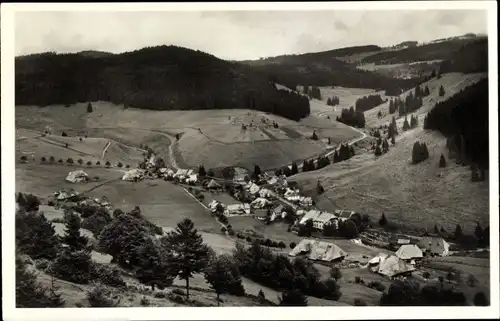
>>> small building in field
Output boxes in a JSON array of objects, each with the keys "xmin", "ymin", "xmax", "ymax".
[
  {"xmin": 289, "ymin": 239, "xmax": 347, "ymax": 262},
  {"xmin": 395, "ymin": 244, "xmax": 424, "ymax": 261},
  {"xmin": 369, "ymin": 254, "xmax": 416, "ymax": 279},
  {"xmin": 66, "ymin": 170, "xmax": 89, "ymax": 183},
  {"xmin": 417, "ymin": 237, "xmax": 450, "ymax": 257}
]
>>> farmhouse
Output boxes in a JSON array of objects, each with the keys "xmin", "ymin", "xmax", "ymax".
[
  {"xmin": 299, "ymin": 209, "xmax": 338, "ymax": 230},
  {"xmin": 369, "ymin": 254, "xmax": 416, "ymax": 278},
  {"xmin": 417, "ymin": 237, "xmax": 450, "ymax": 257},
  {"xmin": 289, "ymin": 239, "xmax": 347, "ymax": 262},
  {"xmin": 224, "ymin": 203, "xmax": 251, "ymax": 215},
  {"xmin": 54, "ymin": 189, "xmax": 80, "ymax": 201},
  {"xmin": 185, "ymin": 174, "xmax": 198, "ymax": 184},
  {"xmin": 250, "ymin": 197, "xmax": 272, "ymax": 209},
  {"xmin": 206, "ymin": 179, "xmax": 222, "ymax": 191},
  {"xmin": 395, "ymin": 244, "xmax": 424, "ymax": 261},
  {"xmin": 65, "ymin": 170, "xmax": 88, "ymax": 183},
  {"xmin": 245, "ymin": 182, "xmax": 261, "ymax": 196},
  {"xmin": 122, "ymin": 169, "xmax": 145, "ymax": 181}
]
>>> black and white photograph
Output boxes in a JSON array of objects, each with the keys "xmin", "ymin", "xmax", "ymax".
[{"xmin": 1, "ymin": 1, "xmax": 498, "ymax": 320}]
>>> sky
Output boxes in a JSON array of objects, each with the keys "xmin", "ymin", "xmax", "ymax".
[{"xmin": 15, "ymin": 10, "xmax": 487, "ymax": 61}]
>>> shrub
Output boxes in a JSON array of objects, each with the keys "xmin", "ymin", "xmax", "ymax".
[
  {"xmin": 140, "ymin": 296, "xmax": 150, "ymax": 306},
  {"xmin": 228, "ymin": 229, "xmax": 235, "ymax": 236},
  {"xmin": 91, "ymin": 263, "xmax": 126, "ymax": 287},
  {"xmin": 117, "ymin": 162, "xmax": 123, "ymax": 168},
  {"xmin": 105, "ymin": 161, "xmax": 111, "ymax": 167},
  {"xmin": 355, "ymin": 276, "xmax": 363, "ymax": 284},
  {"xmin": 278, "ymin": 241, "xmax": 286, "ymax": 249},
  {"xmin": 58, "ymin": 159, "xmax": 63, "ymax": 164},
  {"xmin": 172, "ymin": 288, "xmax": 185, "ymax": 296},
  {"xmin": 87, "ymin": 161, "xmax": 92, "ymax": 166},
  {"xmin": 168, "ymin": 293, "xmax": 185, "ymax": 304},
  {"xmin": 41, "ymin": 156, "xmax": 47, "ymax": 163},
  {"xmin": 221, "ymin": 227, "xmax": 227, "ymax": 233},
  {"xmin": 246, "ymin": 236, "xmax": 252, "ymax": 243},
  {"xmin": 81, "ymin": 211, "xmax": 113, "ymax": 236},
  {"xmin": 290, "ymin": 242, "xmax": 296, "ymax": 249},
  {"xmin": 354, "ymin": 298, "xmax": 367, "ymax": 306},
  {"xmin": 87, "ymin": 284, "xmax": 120, "ymax": 307},
  {"xmin": 49, "ymin": 248, "xmax": 93, "ymax": 284},
  {"xmin": 96, "ymin": 161, "xmax": 101, "ymax": 165},
  {"xmin": 467, "ymin": 274, "xmax": 478, "ymax": 287},
  {"xmin": 47, "ymin": 200, "xmax": 55, "ymax": 207},
  {"xmin": 49, "ymin": 156, "xmax": 56, "ymax": 163},
  {"xmin": 154, "ymin": 292, "xmax": 167, "ymax": 298},
  {"xmin": 473, "ymin": 292, "xmax": 488, "ymax": 306},
  {"xmin": 35, "ymin": 259, "xmax": 51, "ymax": 271},
  {"xmin": 368, "ymin": 281, "xmax": 386, "ymax": 292}
]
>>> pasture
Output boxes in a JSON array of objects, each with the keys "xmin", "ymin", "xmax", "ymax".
[
  {"xmin": 16, "ymin": 99, "xmax": 361, "ymax": 171},
  {"xmin": 291, "ymin": 128, "xmax": 490, "ymax": 234}
]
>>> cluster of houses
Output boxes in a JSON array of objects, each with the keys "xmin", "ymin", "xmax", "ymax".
[
  {"xmin": 298, "ymin": 209, "xmax": 360, "ymax": 231},
  {"xmin": 288, "ymin": 235, "xmax": 451, "ymax": 279}
]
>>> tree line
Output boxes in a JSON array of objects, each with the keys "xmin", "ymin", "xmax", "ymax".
[
  {"xmin": 355, "ymin": 94, "xmax": 384, "ymax": 113},
  {"xmin": 388, "ymin": 84, "xmax": 429, "ymax": 115},
  {"xmin": 337, "ymin": 107, "xmax": 366, "ymax": 128},
  {"xmin": 326, "ymin": 96, "xmax": 340, "ymax": 106},
  {"xmin": 15, "ymin": 45, "xmax": 311, "ymax": 122},
  {"xmin": 423, "ymin": 78, "xmax": 489, "ymax": 168}
]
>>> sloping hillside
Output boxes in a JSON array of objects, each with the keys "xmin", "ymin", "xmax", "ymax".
[
  {"xmin": 360, "ymin": 36, "xmax": 486, "ymax": 66},
  {"xmin": 291, "ymin": 127, "xmax": 489, "ymax": 234},
  {"xmin": 364, "ymin": 72, "xmax": 487, "ymax": 129},
  {"xmin": 16, "ymin": 101, "xmax": 360, "ymax": 172},
  {"xmin": 291, "ymin": 73, "xmax": 490, "ymax": 234},
  {"xmin": 15, "ymin": 45, "xmax": 310, "ymax": 122},
  {"xmin": 240, "ymin": 47, "xmax": 425, "ymax": 93}
]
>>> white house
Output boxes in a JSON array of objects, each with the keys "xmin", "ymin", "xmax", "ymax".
[{"xmin": 224, "ymin": 203, "xmax": 251, "ymax": 215}]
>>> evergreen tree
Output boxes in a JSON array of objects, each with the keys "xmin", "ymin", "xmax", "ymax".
[
  {"xmin": 374, "ymin": 144, "xmax": 382, "ymax": 156},
  {"xmin": 431, "ymin": 69, "xmax": 436, "ymax": 78},
  {"xmin": 61, "ymin": 211, "xmax": 89, "ymax": 251},
  {"xmin": 434, "ymin": 224, "xmax": 440, "ymax": 234},
  {"xmin": 454, "ymin": 224, "xmax": 463, "ymax": 240},
  {"xmin": 253, "ymin": 165, "xmax": 262, "ymax": 179},
  {"xmin": 135, "ymin": 237, "xmax": 175, "ymax": 291},
  {"xmin": 50, "ymin": 247, "xmax": 93, "ymax": 284},
  {"xmin": 161, "ymin": 218, "xmax": 210, "ymax": 300},
  {"xmin": 474, "ymin": 223, "xmax": 484, "ymax": 242},
  {"xmin": 424, "ymin": 86, "xmax": 430, "ymax": 96},
  {"xmin": 87, "ymin": 103, "xmax": 93, "ymax": 113},
  {"xmin": 482, "ymin": 226, "xmax": 490, "ymax": 247},
  {"xmin": 439, "ymin": 154, "xmax": 447, "ymax": 167},
  {"xmin": 291, "ymin": 162, "xmax": 299, "ymax": 175},
  {"xmin": 204, "ymin": 254, "xmax": 245, "ymax": 305},
  {"xmin": 311, "ymin": 130, "xmax": 318, "ymax": 140},
  {"xmin": 439, "ymin": 85, "xmax": 445, "ymax": 97},
  {"xmin": 316, "ymin": 180, "xmax": 325, "ymax": 195},
  {"xmin": 198, "ymin": 165, "xmax": 207, "ymax": 176},
  {"xmin": 379, "ymin": 213, "xmax": 388, "ymax": 227},
  {"xmin": 391, "ymin": 135, "xmax": 396, "ymax": 145},
  {"xmin": 16, "ymin": 211, "xmax": 60, "ymax": 260},
  {"xmin": 403, "ymin": 116, "xmax": 410, "ymax": 131}
]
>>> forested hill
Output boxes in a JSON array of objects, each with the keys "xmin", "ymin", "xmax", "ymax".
[
  {"xmin": 240, "ymin": 46, "xmax": 425, "ymax": 93},
  {"xmin": 15, "ymin": 45, "xmax": 310, "ymax": 121}
]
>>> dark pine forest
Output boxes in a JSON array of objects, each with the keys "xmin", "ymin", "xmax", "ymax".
[{"xmin": 15, "ymin": 45, "xmax": 311, "ymax": 121}]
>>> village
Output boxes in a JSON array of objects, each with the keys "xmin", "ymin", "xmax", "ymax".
[{"xmin": 55, "ymin": 146, "xmax": 458, "ymax": 283}]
